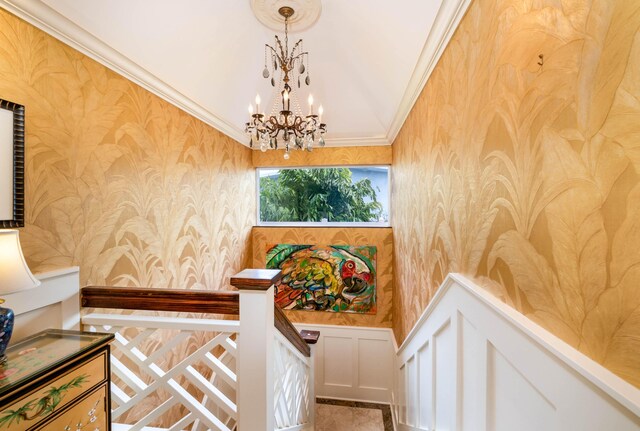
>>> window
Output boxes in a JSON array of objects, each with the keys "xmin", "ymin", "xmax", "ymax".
[{"xmin": 257, "ymin": 166, "xmax": 390, "ymax": 226}]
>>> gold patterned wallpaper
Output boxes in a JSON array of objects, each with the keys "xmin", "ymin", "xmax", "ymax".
[
  {"xmin": 252, "ymin": 145, "xmax": 392, "ymax": 167},
  {"xmin": 392, "ymin": 0, "xmax": 640, "ymax": 387},
  {"xmin": 0, "ymin": 11, "xmax": 255, "ymax": 424},
  {"xmin": 252, "ymin": 227, "xmax": 393, "ymax": 327},
  {"xmin": 6, "ymin": 0, "xmax": 638, "ymax": 394},
  {"xmin": 0, "ymin": 9, "xmax": 255, "ymax": 291}
]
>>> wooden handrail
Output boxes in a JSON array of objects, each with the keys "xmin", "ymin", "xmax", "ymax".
[
  {"xmin": 81, "ymin": 282, "xmax": 320, "ymax": 358},
  {"xmin": 81, "ymin": 286, "xmax": 240, "ymax": 315},
  {"xmin": 274, "ymin": 306, "xmax": 310, "ymax": 356}
]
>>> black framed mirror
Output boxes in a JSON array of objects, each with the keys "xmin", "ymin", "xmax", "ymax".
[{"xmin": 0, "ymin": 99, "xmax": 25, "ymax": 228}]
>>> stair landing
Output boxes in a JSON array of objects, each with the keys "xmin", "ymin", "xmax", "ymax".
[{"xmin": 315, "ymin": 398, "xmax": 393, "ymax": 431}]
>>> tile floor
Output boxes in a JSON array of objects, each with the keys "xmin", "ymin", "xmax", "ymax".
[{"xmin": 315, "ymin": 399, "xmax": 393, "ymax": 431}]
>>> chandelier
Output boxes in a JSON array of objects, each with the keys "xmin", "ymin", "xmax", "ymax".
[{"xmin": 245, "ymin": 6, "xmax": 327, "ymax": 159}]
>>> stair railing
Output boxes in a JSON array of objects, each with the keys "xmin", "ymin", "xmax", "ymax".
[{"xmin": 81, "ymin": 268, "xmax": 318, "ymax": 431}]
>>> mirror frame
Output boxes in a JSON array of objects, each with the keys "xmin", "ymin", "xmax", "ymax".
[{"xmin": 0, "ymin": 99, "xmax": 25, "ymax": 228}]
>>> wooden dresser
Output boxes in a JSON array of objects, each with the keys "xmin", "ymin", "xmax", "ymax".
[{"xmin": 0, "ymin": 329, "xmax": 113, "ymax": 431}]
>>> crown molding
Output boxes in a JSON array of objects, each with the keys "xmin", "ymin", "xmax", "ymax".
[
  {"xmin": 0, "ymin": 0, "xmax": 470, "ymax": 149},
  {"xmin": 322, "ymin": 135, "xmax": 390, "ymax": 147},
  {"xmin": 384, "ymin": 0, "xmax": 472, "ymax": 144},
  {"xmin": 0, "ymin": 0, "xmax": 248, "ymax": 145}
]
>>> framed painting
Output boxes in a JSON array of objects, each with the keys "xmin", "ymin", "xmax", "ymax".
[
  {"xmin": 0, "ymin": 99, "xmax": 25, "ymax": 228},
  {"xmin": 266, "ymin": 244, "xmax": 377, "ymax": 314}
]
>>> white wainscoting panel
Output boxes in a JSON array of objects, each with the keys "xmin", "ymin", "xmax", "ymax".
[
  {"xmin": 295, "ymin": 323, "xmax": 394, "ymax": 403},
  {"xmin": 4, "ymin": 266, "xmax": 80, "ymax": 340},
  {"xmin": 392, "ymin": 273, "xmax": 640, "ymax": 431}
]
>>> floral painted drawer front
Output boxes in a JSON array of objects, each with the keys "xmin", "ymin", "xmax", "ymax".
[
  {"xmin": 43, "ymin": 385, "xmax": 107, "ymax": 431},
  {"xmin": 0, "ymin": 353, "xmax": 106, "ymax": 430}
]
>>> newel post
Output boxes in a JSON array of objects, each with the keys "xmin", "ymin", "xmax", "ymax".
[{"xmin": 231, "ymin": 268, "xmax": 282, "ymax": 431}]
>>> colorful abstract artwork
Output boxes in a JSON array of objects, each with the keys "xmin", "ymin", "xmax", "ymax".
[{"xmin": 266, "ymin": 244, "xmax": 377, "ymax": 314}]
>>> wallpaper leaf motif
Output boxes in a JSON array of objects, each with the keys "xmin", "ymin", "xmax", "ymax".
[
  {"xmin": 0, "ymin": 9, "xmax": 254, "ymax": 425},
  {"xmin": 539, "ymin": 129, "xmax": 607, "ymax": 331},
  {"xmin": 392, "ymin": 0, "xmax": 640, "ymax": 388},
  {"xmin": 582, "ymin": 183, "xmax": 640, "ymax": 375},
  {"xmin": 578, "ymin": 1, "xmax": 640, "ymax": 138},
  {"xmin": 487, "ymin": 230, "xmax": 578, "ymax": 343}
]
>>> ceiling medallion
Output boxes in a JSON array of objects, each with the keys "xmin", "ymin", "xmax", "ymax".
[
  {"xmin": 245, "ymin": 5, "xmax": 327, "ymax": 159},
  {"xmin": 250, "ymin": 0, "xmax": 322, "ymax": 33}
]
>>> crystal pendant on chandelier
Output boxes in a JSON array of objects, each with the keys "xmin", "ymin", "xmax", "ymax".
[{"xmin": 245, "ymin": 6, "xmax": 327, "ymax": 158}]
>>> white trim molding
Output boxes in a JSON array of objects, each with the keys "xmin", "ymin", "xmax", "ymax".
[
  {"xmin": 385, "ymin": 0, "xmax": 472, "ymax": 145},
  {"xmin": 4, "ymin": 266, "xmax": 80, "ymax": 340},
  {"xmin": 0, "ymin": 0, "xmax": 471, "ymax": 148},
  {"xmin": 392, "ymin": 273, "xmax": 640, "ymax": 430}
]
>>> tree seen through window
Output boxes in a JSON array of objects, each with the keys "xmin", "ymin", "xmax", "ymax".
[{"xmin": 259, "ymin": 167, "xmax": 388, "ymax": 223}]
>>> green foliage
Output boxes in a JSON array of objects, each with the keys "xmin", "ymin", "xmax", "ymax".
[
  {"xmin": 0, "ymin": 400, "xmax": 36, "ymax": 427},
  {"xmin": 0, "ymin": 374, "xmax": 89, "ymax": 427},
  {"xmin": 260, "ymin": 168, "xmax": 383, "ymax": 222}
]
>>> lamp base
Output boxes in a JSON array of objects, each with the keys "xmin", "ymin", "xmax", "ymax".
[{"xmin": 0, "ymin": 305, "xmax": 15, "ymax": 362}]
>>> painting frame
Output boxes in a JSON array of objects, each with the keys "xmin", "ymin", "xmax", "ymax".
[{"xmin": 0, "ymin": 98, "xmax": 25, "ymax": 228}]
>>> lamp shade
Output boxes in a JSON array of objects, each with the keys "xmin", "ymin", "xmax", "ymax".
[{"xmin": 0, "ymin": 230, "xmax": 40, "ymax": 295}]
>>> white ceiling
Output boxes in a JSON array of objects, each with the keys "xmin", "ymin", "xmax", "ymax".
[{"xmin": 0, "ymin": 0, "xmax": 471, "ymax": 147}]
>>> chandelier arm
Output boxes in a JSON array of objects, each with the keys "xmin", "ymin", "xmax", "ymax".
[
  {"xmin": 295, "ymin": 118, "xmax": 310, "ymax": 136},
  {"xmin": 266, "ymin": 43, "xmax": 288, "ymax": 76},
  {"xmin": 266, "ymin": 44, "xmax": 280, "ymax": 72},
  {"xmin": 265, "ymin": 44, "xmax": 278, "ymax": 56},
  {"xmin": 274, "ymin": 36, "xmax": 287, "ymax": 65},
  {"xmin": 267, "ymin": 116, "xmax": 280, "ymax": 129},
  {"xmin": 290, "ymin": 39, "xmax": 303, "ymax": 57},
  {"xmin": 290, "ymin": 52, "xmax": 308, "ymax": 63}
]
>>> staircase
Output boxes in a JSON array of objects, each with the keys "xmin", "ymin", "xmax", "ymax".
[
  {"xmin": 391, "ymin": 273, "xmax": 640, "ymax": 431},
  {"xmin": 81, "ymin": 268, "xmax": 319, "ymax": 431},
  {"xmin": 79, "ymin": 271, "xmax": 640, "ymax": 430}
]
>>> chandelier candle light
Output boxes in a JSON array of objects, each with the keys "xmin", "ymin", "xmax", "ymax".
[{"xmin": 245, "ymin": 6, "xmax": 327, "ymax": 159}]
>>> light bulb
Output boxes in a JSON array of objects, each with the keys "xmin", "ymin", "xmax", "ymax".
[
  {"xmin": 283, "ymin": 150, "xmax": 290, "ymax": 160},
  {"xmin": 283, "ymin": 90, "xmax": 289, "ymax": 103},
  {"xmin": 318, "ymin": 105, "xmax": 323, "ymax": 122},
  {"xmin": 255, "ymin": 94, "xmax": 261, "ymax": 105},
  {"xmin": 308, "ymin": 94, "xmax": 314, "ymax": 106},
  {"xmin": 248, "ymin": 104, "xmax": 254, "ymax": 115}
]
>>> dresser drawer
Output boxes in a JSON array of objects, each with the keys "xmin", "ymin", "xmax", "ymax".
[
  {"xmin": 0, "ymin": 351, "xmax": 107, "ymax": 430},
  {"xmin": 39, "ymin": 384, "xmax": 108, "ymax": 431},
  {"xmin": 34, "ymin": 384, "xmax": 109, "ymax": 431}
]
